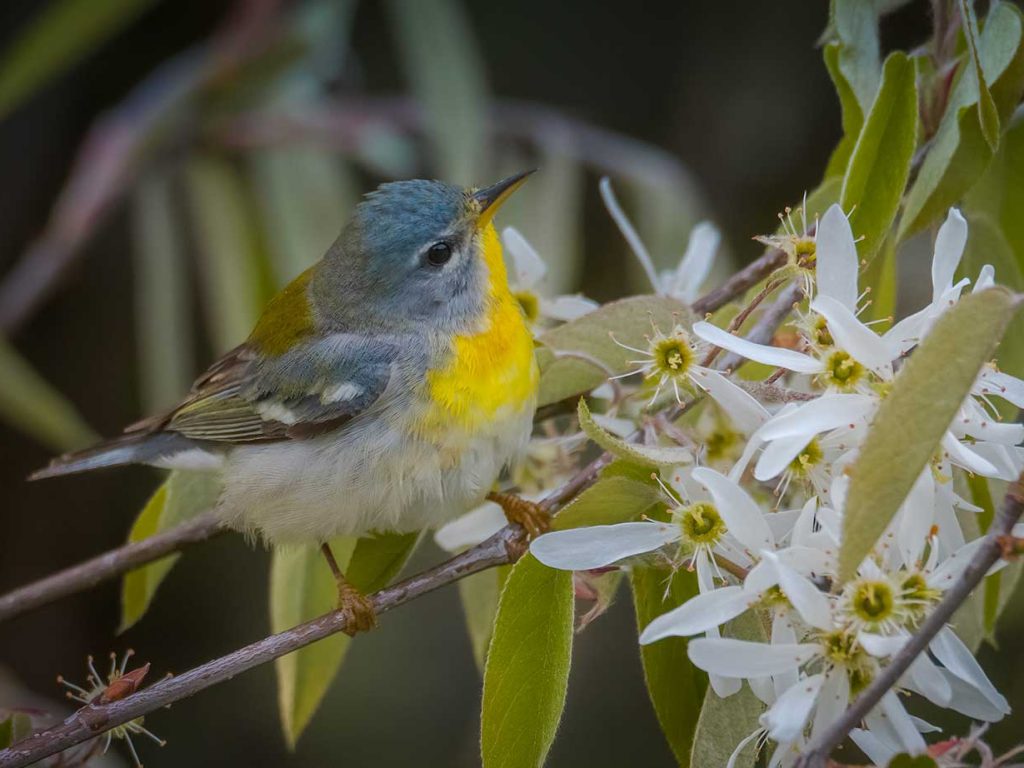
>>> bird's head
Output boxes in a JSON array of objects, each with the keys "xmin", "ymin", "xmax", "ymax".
[{"xmin": 317, "ymin": 171, "xmax": 533, "ymax": 330}]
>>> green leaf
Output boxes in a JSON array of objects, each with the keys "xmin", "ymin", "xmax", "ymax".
[
  {"xmin": 271, "ymin": 531, "xmax": 419, "ymax": 747},
  {"xmin": 631, "ymin": 567, "xmax": 705, "ymax": 766},
  {"xmin": 0, "ymin": 0, "xmax": 155, "ymax": 121},
  {"xmin": 131, "ymin": 171, "xmax": 194, "ymax": 413},
  {"xmin": 840, "ymin": 51, "xmax": 918, "ymax": 261},
  {"xmin": 577, "ymin": 399, "xmax": 692, "ymax": 468},
  {"xmin": 0, "ymin": 336, "xmax": 94, "ymax": 451},
  {"xmin": 553, "ymin": 474, "xmax": 664, "ymax": 531},
  {"xmin": 458, "ymin": 565, "xmax": 511, "ymax": 672},
  {"xmin": 386, "ymin": 0, "xmax": 487, "ymax": 184},
  {"xmin": 899, "ymin": 2, "xmax": 1024, "ymax": 239},
  {"xmin": 0, "ymin": 713, "xmax": 30, "ymax": 749},
  {"xmin": 690, "ymin": 611, "xmax": 767, "ymax": 767},
  {"xmin": 119, "ymin": 470, "xmax": 221, "ymax": 632},
  {"xmin": 887, "ymin": 755, "xmax": 938, "ymax": 768},
  {"xmin": 959, "ymin": 0, "xmax": 1001, "ymax": 151},
  {"xmin": 536, "ymin": 295, "xmax": 691, "ymax": 407},
  {"xmin": 824, "ymin": 42, "xmax": 865, "ymax": 178},
  {"xmin": 830, "ymin": 0, "xmax": 882, "ymax": 112},
  {"xmin": 481, "ymin": 554, "xmax": 574, "ymax": 768},
  {"xmin": 838, "ymin": 288, "xmax": 1020, "ymax": 581},
  {"xmin": 0, "ymin": 717, "xmax": 10, "ymax": 750},
  {"xmin": 185, "ymin": 155, "xmax": 268, "ymax": 353}
]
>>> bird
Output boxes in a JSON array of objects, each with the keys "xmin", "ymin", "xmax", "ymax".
[{"xmin": 32, "ymin": 171, "xmax": 548, "ymax": 632}]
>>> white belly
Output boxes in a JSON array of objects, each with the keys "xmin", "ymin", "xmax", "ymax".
[{"xmin": 213, "ymin": 404, "xmax": 533, "ymax": 544}]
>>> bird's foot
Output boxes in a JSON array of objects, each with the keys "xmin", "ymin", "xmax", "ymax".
[
  {"xmin": 487, "ymin": 491, "xmax": 551, "ymax": 539},
  {"xmin": 336, "ymin": 580, "xmax": 377, "ymax": 636}
]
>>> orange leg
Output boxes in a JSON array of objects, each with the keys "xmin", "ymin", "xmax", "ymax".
[
  {"xmin": 320, "ymin": 543, "xmax": 377, "ymax": 635},
  {"xmin": 487, "ymin": 491, "xmax": 552, "ymax": 539}
]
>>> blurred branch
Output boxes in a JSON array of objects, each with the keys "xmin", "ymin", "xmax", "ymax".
[
  {"xmin": 217, "ymin": 95, "xmax": 700, "ymax": 189},
  {"xmin": 796, "ymin": 474, "xmax": 1024, "ymax": 768},
  {"xmin": 0, "ymin": 0, "xmax": 284, "ymax": 335},
  {"xmin": 0, "ymin": 511, "xmax": 221, "ymax": 624}
]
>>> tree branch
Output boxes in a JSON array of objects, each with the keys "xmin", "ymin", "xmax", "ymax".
[
  {"xmin": 0, "ymin": 511, "xmax": 222, "ymax": 624},
  {"xmin": 796, "ymin": 474, "xmax": 1024, "ymax": 768},
  {"xmin": 0, "ymin": 525, "xmax": 527, "ymax": 768}
]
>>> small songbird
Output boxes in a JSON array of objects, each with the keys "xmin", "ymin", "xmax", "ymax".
[{"xmin": 33, "ymin": 172, "xmax": 546, "ymax": 631}]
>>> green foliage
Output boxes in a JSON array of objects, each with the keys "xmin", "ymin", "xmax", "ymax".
[
  {"xmin": 536, "ymin": 295, "xmax": 691, "ymax": 407},
  {"xmin": 577, "ymin": 399, "xmax": 693, "ymax": 468},
  {"xmin": 120, "ymin": 470, "xmax": 221, "ymax": 632},
  {"xmin": 481, "ymin": 554, "xmax": 573, "ymax": 768},
  {"xmin": 0, "ymin": 712, "xmax": 31, "ymax": 749},
  {"xmin": 840, "ymin": 52, "xmax": 918, "ymax": 260},
  {"xmin": 552, "ymin": 474, "xmax": 664, "ymax": 531},
  {"xmin": 899, "ymin": 2, "xmax": 1024, "ymax": 240},
  {"xmin": 823, "ymin": 43, "xmax": 865, "ymax": 178},
  {"xmin": 838, "ymin": 289, "xmax": 1019, "ymax": 581},
  {"xmin": 271, "ymin": 532, "xmax": 419, "ymax": 747},
  {"xmin": 888, "ymin": 755, "xmax": 938, "ymax": 768},
  {"xmin": 0, "ymin": 336, "xmax": 95, "ymax": 451},
  {"xmin": 0, "ymin": 0, "xmax": 155, "ymax": 121},
  {"xmin": 959, "ymin": 0, "xmax": 1001, "ymax": 151},
  {"xmin": 829, "ymin": 0, "xmax": 882, "ymax": 113},
  {"xmin": 631, "ymin": 567, "xmax": 705, "ymax": 766},
  {"xmin": 458, "ymin": 565, "xmax": 511, "ymax": 672}
]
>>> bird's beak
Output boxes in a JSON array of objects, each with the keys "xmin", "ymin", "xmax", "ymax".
[{"xmin": 473, "ymin": 170, "xmax": 535, "ymax": 227}]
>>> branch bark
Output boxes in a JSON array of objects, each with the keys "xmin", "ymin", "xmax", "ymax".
[{"xmin": 796, "ymin": 475, "xmax": 1024, "ymax": 768}]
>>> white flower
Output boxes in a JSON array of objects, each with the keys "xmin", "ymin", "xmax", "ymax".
[
  {"xmin": 502, "ymin": 226, "xmax": 597, "ymax": 326},
  {"xmin": 599, "ymin": 176, "xmax": 721, "ymax": 302}
]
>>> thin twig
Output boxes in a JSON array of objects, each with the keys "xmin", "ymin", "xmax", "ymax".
[
  {"xmin": 691, "ymin": 248, "xmax": 788, "ymax": 317},
  {"xmin": 796, "ymin": 474, "xmax": 1024, "ymax": 768},
  {"xmin": 0, "ymin": 512, "xmax": 222, "ymax": 624},
  {"xmin": 717, "ymin": 281, "xmax": 803, "ymax": 373},
  {"xmin": 0, "ymin": 525, "xmax": 527, "ymax": 768}
]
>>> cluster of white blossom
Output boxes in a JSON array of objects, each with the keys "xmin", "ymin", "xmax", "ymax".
[{"xmin": 435, "ymin": 185, "xmax": 1024, "ymax": 765}]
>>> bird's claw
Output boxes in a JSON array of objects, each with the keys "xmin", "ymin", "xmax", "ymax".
[
  {"xmin": 487, "ymin": 491, "xmax": 551, "ymax": 539},
  {"xmin": 336, "ymin": 582, "xmax": 377, "ymax": 636}
]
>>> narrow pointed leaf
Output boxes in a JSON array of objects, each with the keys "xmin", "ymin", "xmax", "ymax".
[
  {"xmin": 552, "ymin": 474, "xmax": 663, "ymax": 531},
  {"xmin": 481, "ymin": 554, "xmax": 574, "ymax": 768},
  {"xmin": 830, "ymin": 0, "xmax": 882, "ymax": 113},
  {"xmin": 120, "ymin": 470, "xmax": 221, "ymax": 631},
  {"xmin": 959, "ymin": 0, "xmax": 1000, "ymax": 150},
  {"xmin": 458, "ymin": 565, "xmax": 511, "ymax": 672},
  {"xmin": 578, "ymin": 399, "xmax": 692, "ymax": 469},
  {"xmin": 631, "ymin": 567, "xmax": 705, "ymax": 766},
  {"xmin": 839, "ymin": 288, "xmax": 1020, "ymax": 581},
  {"xmin": 823, "ymin": 42, "xmax": 865, "ymax": 178},
  {"xmin": 271, "ymin": 531, "xmax": 419, "ymax": 747},
  {"xmin": 840, "ymin": 51, "xmax": 918, "ymax": 260}
]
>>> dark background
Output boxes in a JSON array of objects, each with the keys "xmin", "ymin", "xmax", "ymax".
[{"xmin": 1, "ymin": 1, "xmax": 1019, "ymax": 766}]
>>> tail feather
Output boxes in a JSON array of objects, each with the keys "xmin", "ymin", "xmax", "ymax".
[{"xmin": 30, "ymin": 432, "xmax": 214, "ymax": 480}]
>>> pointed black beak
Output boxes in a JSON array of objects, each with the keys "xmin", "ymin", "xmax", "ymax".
[{"xmin": 472, "ymin": 169, "xmax": 536, "ymax": 223}]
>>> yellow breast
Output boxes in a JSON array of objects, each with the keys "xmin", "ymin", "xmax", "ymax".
[{"xmin": 420, "ymin": 223, "xmax": 538, "ymax": 435}]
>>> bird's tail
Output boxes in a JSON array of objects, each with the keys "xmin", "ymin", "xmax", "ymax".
[{"xmin": 29, "ymin": 432, "xmax": 203, "ymax": 480}]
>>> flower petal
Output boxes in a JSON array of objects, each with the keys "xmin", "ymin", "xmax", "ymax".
[
  {"xmin": 930, "ymin": 627, "xmax": 1009, "ymax": 714},
  {"xmin": 811, "ymin": 668, "xmax": 850, "ymax": 740},
  {"xmin": 692, "ymin": 321, "xmax": 823, "ymax": 373},
  {"xmin": 529, "ymin": 521, "xmax": 677, "ymax": 571},
  {"xmin": 896, "ymin": 470, "xmax": 935, "ymax": 567},
  {"xmin": 671, "ymin": 221, "xmax": 720, "ymax": 302},
  {"xmin": 756, "ymin": 394, "xmax": 876, "ymax": 442},
  {"xmin": 815, "ymin": 205, "xmax": 859, "ymax": 312},
  {"xmin": 687, "ymin": 638, "xmax": 819, "ymax": 678},
  {"xmin": 850, "ymin": 728, "xmax": 897, "ymax": 767},
  {"xmin": 540, "ymin": 294, "xmax": 599, "ymax": 321},
  {"xmin": 878, "ymin": 690, "xmax": 926, "ymax": 754},
  {"xmin": 434, "ymin": 501, "xmax": 506, "ymax": 552},
  {"xmin": 932, "ymin": 208, "xmax": 968, "ymax": 301},
  {"xmin": 691, "ymin": 368, "xmax": 770, "ymax": 435},
  {"xmin": 691, "ymin": 467, "xmax": 775, "ymax": 551},
  {"xmin": 501, "ymin": 226, "xmax": 547, "ymax": 288},
  {"xmin": 754, "ymin": 433, "xmax": 811, "ymax": 482},
  {"xmin": 762, "ymin": 551, "xmax": 833, "ymax": 630},
  {"xmin": 811, "ymin": 295, "xmax": 897, "ymax": 374},
  {"xmin": 905, "ymin": 653, "xmax": 952, "ymax": 707},
  {"xmin": 761, "ymin": 674, "xmax": 825, "ymax": 743},
  {"xmin": 639, "ymin": 585, "xmax": 754, "ymax": 643},
  {"xmin": 974, "ymin": 263, "xmax": 996, "ymax": 291},
  {"xmin": 939, "ymin": 669, "xmax": 1008, "ymax": 721},
  {"xmin": 976, "ymin": 369, "xmax": 1024, "ymax": 409}
]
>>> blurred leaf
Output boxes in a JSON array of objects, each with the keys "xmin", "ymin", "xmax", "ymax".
[
  {"xmin": 840, "ymin": 52, "xmax": 918, "ymax": 261},
  {"xmin": 578, "ymin": 399, "xmax": 693, "ymax": 468},
  {"xmin": 0, "ymin": 337, "xmax": 94, "ymax": 451},
  {"xmin": 386, "ymin": 0, "xmax": 488, "ymax": 184},
  {"xmin": 271, "ymin": 531, "xmax": 419, "ymax": 747},
  {"xmin": 830, "ymin": 0, "xmax": 881, "ymax": 112},
  {"xmin": 119, "ymin": 470, "xmax": 221, "ymax": 632},
  {"xmin": 249, "ymin": 148, "xmax": 356, "ymax": 287},
  {"xmin": 959, "ymin": 0, "xmax": 1000, "ymax": 151},
  {"xmin": 185, "ymin": 155, "xmax": 267, "ymax": 353},
  {"xmin": 0, "ymin": 712, "xmax": 31, "ymax": 749},
  {"xmin": 861, "ymin": 235, "xmax": 897, "ymax": 324},
  {"xmin": 458, "ymin": 565, "xmax": 511, "ymax": 673},
  {"xmin": 823, "ymin": 43, "xmax": 865, "ymax": 178},
  {"xmin": 0, "ymin": 0, "xmax": 155, "ymax": 121},
  {"xmin": 536, "ymin": 295, "xmax": 691, "ymax": 406},
  {"xmin": 553, "ymin": 474, "xmax": 663, "ymax": 531},
  {"xmin": 481, "ymin": 554, "xmax": 573, "ymax": 768},
  {"xmin": 131, "ymin": 171, "xmax": 193, "ymax": 412},
  {"xmin": 633, "ymin": 177, "xmax": 705, "ymax": 295},
  {"xmin": 965, "ymin": 109, "xmax": 1024, "ymax": 264},
  {"xmin": 631, "ymin": 567, "xmax": 705, "ymax": 766},
  {"xmin": 967, "ymin": 473, "xmax": 1003, "ymax": 639},
  {"xmin": 690, "ymin": 611, "xmax": 767, "ymax": 767},
  {"xmin": 888, "ymin": 756, "xmax": 938, "ymax": 768},
  {"xmin": 839, "ymin": 288, "xmax": 1019, "ymax": 581},
  {"xmin": 899, "ymin": 2, "xmax": 1024, "ymax": 240}
]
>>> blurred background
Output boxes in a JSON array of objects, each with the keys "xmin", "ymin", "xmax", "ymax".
[{"xmin": 0, "ymin": 0, "xmax": 1019, "ymax": 765}]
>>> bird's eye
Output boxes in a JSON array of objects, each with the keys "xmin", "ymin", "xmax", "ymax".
[{"xmin": 425, "ymin": 241, "xmax": 453, "ymax": 267}]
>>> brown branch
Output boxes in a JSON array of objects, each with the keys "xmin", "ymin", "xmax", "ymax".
[
  {"xmin": 0, "ymin": 511, "xmax": 222, "ymax": 624},
  {"xmin": 795, "ymin": 474, "xmax": 1024, "ymax": 768},
  {"xmin": 716, "ymin": 281, "xmax": 803, "ymax": 373},
  {"xmin": 0, "ymin": 524, "xmax": 527, "ymax": 768},
  {"xmin": 691, "ymin": 248, "xmax": 787, "ymax": 317}
]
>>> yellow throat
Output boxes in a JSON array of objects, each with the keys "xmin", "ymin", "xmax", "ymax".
[{"xmin": 422, "ymin": 222, "xmax": 538, "ymax": 433}]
